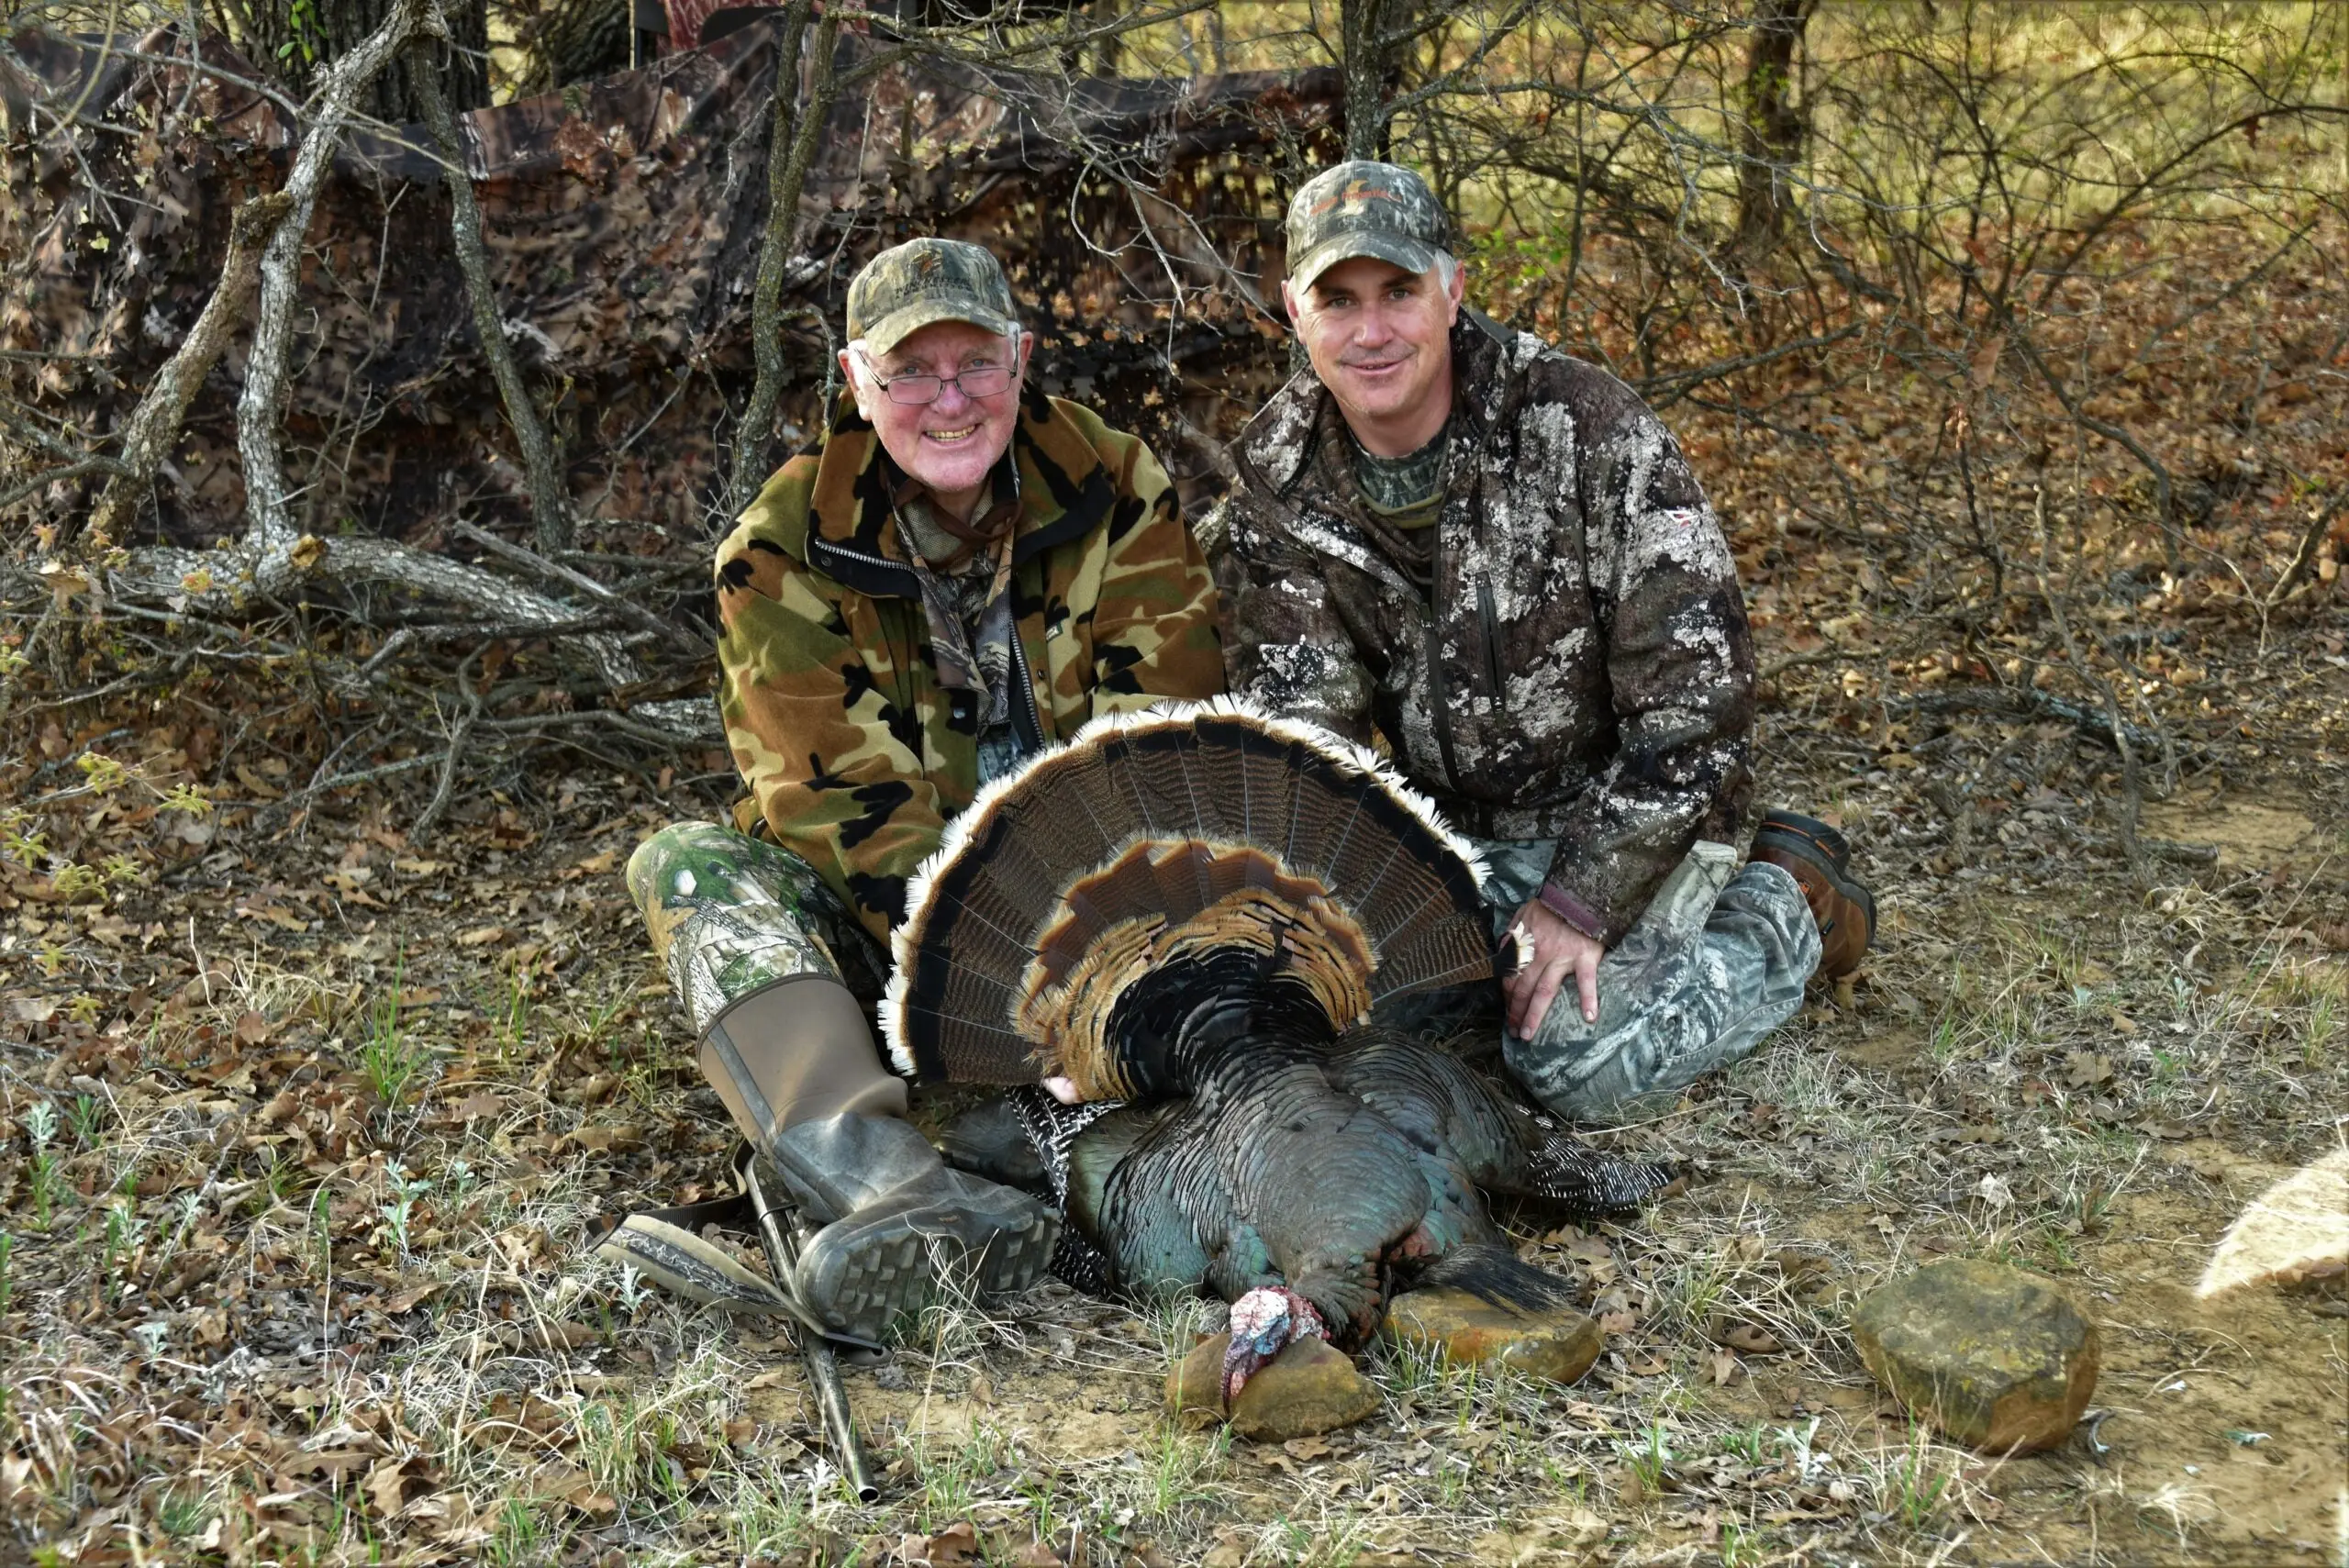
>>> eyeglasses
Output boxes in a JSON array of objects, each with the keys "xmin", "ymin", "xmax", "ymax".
[{"xmin": 855, "ymin": 350, "xmax": 1018, "ymax": 406}]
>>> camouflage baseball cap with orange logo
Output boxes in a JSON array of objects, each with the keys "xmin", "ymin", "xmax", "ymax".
[
  {"xmin": 846, "ymin": 238, "xmax": 1019, "ymax": 357},
  {"xmin": 1285, "ymin": 161, "xmax": 1453, "ymax": 292}
]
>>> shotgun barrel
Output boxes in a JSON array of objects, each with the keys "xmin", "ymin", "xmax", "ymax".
[{"xmin": 743, "ymin": 1159, "xmax": 880, "ymax": 1503}]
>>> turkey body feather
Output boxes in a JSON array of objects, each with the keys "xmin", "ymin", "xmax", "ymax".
[{"xmin": 889, "ymin": 701, "xmax": 1674, "ymax": 1344}]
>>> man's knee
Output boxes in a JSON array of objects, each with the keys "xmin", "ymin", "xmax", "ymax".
[
  {"xmin": 628, "ymin": 819, "xmax": 744, "ymax": 911},
  {"xmin": 1503, "ymin": 1025, "xmax": 1652, "ymax": 1123}
]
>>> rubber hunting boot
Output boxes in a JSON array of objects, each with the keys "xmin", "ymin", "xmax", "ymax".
[{"xmin": 759, "ymin": 1111, "xmax": 1058, "ymax": 1344}]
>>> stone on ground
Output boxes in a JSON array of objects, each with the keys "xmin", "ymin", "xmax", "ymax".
[
  {"xmin": 1379, "ymin": 1286, "xmax": 1604, "ymax": 1385},
  {"xmin": 1165, "ymin": 1334, "xmax": 1381, "ymax": 1440},
  {"xmin": 1851, "ymin": 1258, "xmax": 2099, "ymax": 1454}
]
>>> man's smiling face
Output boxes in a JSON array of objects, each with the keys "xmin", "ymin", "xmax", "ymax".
[
  {"xmin": 1284, "ymin": 255, "xmax": 1463, "ymax": 457},
  {"xmin": 842, "ymin": 320, "xmax": 1031, "ymax": 522}
]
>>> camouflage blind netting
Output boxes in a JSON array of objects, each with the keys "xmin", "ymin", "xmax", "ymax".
[{"xmin": 2, "ymin": 19, "xmax": 1345, "ymax": 560}]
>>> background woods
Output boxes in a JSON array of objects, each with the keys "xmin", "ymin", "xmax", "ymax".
[{"xmin": 0, "ymin": 4, "xmax": 2346, "ymax": 1565}]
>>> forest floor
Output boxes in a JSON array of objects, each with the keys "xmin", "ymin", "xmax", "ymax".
[{"xmin": 4, "ymin": 595, "xmax": 2344, "ymax": 1568}]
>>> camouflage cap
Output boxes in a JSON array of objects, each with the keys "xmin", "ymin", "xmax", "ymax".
[
  {"xmin": 1285, "ymin": 161, "xmax": 1453, "ymax": 293},
  {"xmin": 846, "ymin": 238, "xmax": 1019, "ymax": 358}
]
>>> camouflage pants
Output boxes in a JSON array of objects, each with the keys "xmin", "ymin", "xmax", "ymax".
[
  {"xmin": 1479, "ymin": 839, "xmax": 1820, "ymax": 1124},
  {"xmin": 627, "ymin": 821, "xmax": 905, "ymax": 1125}
]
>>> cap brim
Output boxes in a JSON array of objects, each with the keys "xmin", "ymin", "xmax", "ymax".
[
  {"xmin": 1288, "ymin": 233, "xmax": 1443, "ymax": 294},
  {"xmin": 858, "ymin": 300, "xmax": 1019, "ymax": 359}
]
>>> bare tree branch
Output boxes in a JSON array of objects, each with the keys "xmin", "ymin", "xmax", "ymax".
[{"xmin": 409, "ymin": 22, "xmax": 573, "ymax": 552}]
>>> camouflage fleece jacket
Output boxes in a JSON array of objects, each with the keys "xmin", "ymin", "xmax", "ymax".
[
  {"xmin": 1214, "ymin": 312, "xmax": 1755, "ymax": 947},
  {"xmin": 718, "ymin": 388, "xmax": 1224, "ymax": 941}
]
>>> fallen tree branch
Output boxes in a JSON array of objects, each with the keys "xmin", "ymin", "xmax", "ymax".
[{"xmin": 1900, "ymin": 683, "xmax": 2166, "ymax": 759}]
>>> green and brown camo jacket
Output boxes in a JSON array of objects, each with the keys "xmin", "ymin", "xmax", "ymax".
[
  {"xmin": 1211, "ymin": 312, "xmax": 1757, "ymax": 947},
  {"xmin": 718, "ymin": 388, "xmax": 1225, "ymax": 942}
]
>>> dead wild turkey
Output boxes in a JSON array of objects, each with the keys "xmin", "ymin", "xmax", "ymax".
[{"xmin": 882, "ymin": 700, "xmax": 1673, "ymax": 1395}]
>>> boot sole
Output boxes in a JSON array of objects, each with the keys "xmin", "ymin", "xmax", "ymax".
[
  {"xmin": 799, "ymin": 1207, "xmax": 1060, "ymax": 1344},
  {"xmin": 1756, "ymin": 809, "xmax": 1854, "ymax": 872}
]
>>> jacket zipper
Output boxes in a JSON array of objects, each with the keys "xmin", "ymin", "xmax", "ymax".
[
  {"xmin": 1423, "ymin": 520, "xmax": 1465, "ymax": 798},
  {"xmin": 1477, "ymin": 577, "xmax": 1508, "ymax": 709},
  {"xmin": 815, "ymin": 535, "xmax": 1045, "ymax": 754},
  {"xmin": 1008, "ymin": 607, "xmax": 1047, "ymax": 753}
]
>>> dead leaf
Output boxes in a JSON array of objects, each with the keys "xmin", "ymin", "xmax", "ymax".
[
  {"xmin": 445, "ymin": 1089, "xmax": 507, "ymax": 1123},
  {"xmin": 1282, "ymin": 1436, "xmax": 1332, "ymax": 1462},
  {"xmin": 457, "ymin": 925, "xmax": 508, "ymax": 947},
  {"xmin": 379, "ymin": 1281, "xmax": 443, "ymax": 1314},
  {"xmin": 564, "ymin": 1124, "xmax": 643, "ymax": 1155},
  {"xmin": 2065, "ymin": 1051, "xmax": 2114, "ymax": 1088},
  {"xmin": 1597, "ymin": 1310, "xmax": 1637, "ymax": 1336},
  {"xmin": 234, "ymin": 1010, "xmax": 270, "ymax": 1045},
  {"xmin": 232, "ymin": 762, "xmax": 284, "ymax": 799},
  {"xmin": 1719, "ymin": 1322, "xmax": 1781, "ymax": 1354},
  {"xmin": 899, "ymin": 1520, "xmax": 981, "ymax": 1565},
  {"xmin": 363, "ymin": 1455, "xmax": 435, "ymax": 1518},
  {"xmin": 1709, "ymin": 1345, "xmax": 1740, "ymax": 1385},
  {"xmin": 8, "ymin": 997, "xmax": 57, "ymax": 1024}
]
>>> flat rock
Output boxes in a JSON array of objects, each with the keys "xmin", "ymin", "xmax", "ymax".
[
  {"xmin": 1165, "ymin": 1334, "xmax": 1381, "ymax": 1440},
  {"xmin": 1379, "ymin": 1286, "xmax": 1604, "ymax": 1385},
  {"xmin": 1852, "ymin": 1259, "xmax": 2099, "ymax": 1454}
]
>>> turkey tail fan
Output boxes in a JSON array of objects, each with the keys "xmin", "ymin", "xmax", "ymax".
[
  {"xmin": 1406, "ymin": 1242, "xmax": 1580, "ymax": 1316},
  {"xmin": 883, "ymin": 699, "xmax": 1502, "ymax": 1092}
]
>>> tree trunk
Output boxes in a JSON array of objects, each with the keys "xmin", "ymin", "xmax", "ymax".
[
  {"xmin": 1339, "ymin": 0, "xmax": 1394, "ymax": 161},
  {"xmin": 1733, "ymin": 0, "xmax": 1812, "ymax": 261},
  {"xmin": 220, "ymin": 0, "xmax": 489, "ymax": 117}
]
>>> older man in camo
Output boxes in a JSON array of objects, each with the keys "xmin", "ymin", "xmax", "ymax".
[
  {"xmin": 1212, "ymin": 161, "xmax": 1876, "ymax": 1122},
  {"xmin": 626, "ymin": 239, "xmax": 1223, "ymax": 1342}
]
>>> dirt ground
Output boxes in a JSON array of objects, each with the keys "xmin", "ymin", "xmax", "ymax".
[{"xmin": 3, "ymin": 603, "xmax": 2344, "ymax": 1567}]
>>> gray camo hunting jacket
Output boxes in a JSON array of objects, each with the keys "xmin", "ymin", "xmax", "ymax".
[{"xmin": 1213, "ymin": 313, "xmax": 1757, "ymax": 946}]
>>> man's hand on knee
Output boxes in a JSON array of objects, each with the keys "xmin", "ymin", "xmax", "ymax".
[{"xmin": 1505, "ymin": 899, "xmax": 1606, "ymax": 1038}]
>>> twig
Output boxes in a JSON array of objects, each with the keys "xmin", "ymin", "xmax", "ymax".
[
  {"xmin": 414, "ymin": 673, "xmax": 486, "ymax": 839},
  {"xmin": 0, "ymin": 457, "xmax": 117, "ymax": 514},
  {"xmin": 2260, "ymin": 486, "xmax": 2345, "ymax": 611},
  {"xmin": 409, "ymin": 29, "xmax": 572, "ymax": 553},
  {"xmin": 447, "ymin": 521, "xmax": 696, "ymax": 652},
  {"xmin": 2030, "ymin": 487, "xmax": 2147, "ymax": 868}
]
